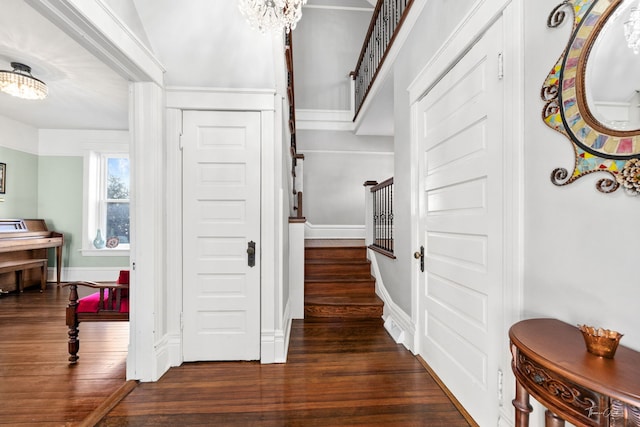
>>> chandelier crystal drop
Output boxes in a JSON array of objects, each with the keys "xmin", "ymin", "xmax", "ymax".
[
  {"xmin": 624, "ymin": 1, "xmax": 640, "ymax": 54},
  {"xmin": 0, "ymin": 62, "xmax": 47, "ymax": 100},
  {"xmin": 238, "ymin": 0, "xmax": 307, "ymax": 34}
]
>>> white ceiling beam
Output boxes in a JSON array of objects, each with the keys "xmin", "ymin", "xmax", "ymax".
[{"xmin": 26, "ymin": 0, "xmax": 165, "ymax": 85}]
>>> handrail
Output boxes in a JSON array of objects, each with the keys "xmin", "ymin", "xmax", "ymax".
[{"xmin": 351, "ymin": 0, "xmax": 415, "ymax": 120}]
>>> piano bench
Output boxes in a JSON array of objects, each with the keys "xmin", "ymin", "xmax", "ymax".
[{"xmin": 0, "ymin": 259, "xmax": 48, "ymax": 292}]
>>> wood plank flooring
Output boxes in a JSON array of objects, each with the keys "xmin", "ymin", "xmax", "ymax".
[
  {"xmin": 1, "ymin": 283, "xmax": 472, "ymax": 426},
  {"xmin": 0, "ymin": 284, "xmax": 128, "ymax": 426},
  {"xmin": 99, "ymin": 319, "xmax": 471, "ymax": 426}
]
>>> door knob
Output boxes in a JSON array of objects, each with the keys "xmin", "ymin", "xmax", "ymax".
[{"xmin": 414, "ymin": 246, "xmax": 424, "ymax": 272}]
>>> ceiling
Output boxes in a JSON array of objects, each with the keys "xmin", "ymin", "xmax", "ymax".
[
  {"xmin": 131, "ymin": 0, "xmax": 276, "ymax": 89},
  {"xmin": 0, "ymin": 0, "xmax": 376, "ymax": 133},
  {"xmin": 0, "ymin": 0, "xmax": 129, "ymax": 130},
  {"xmin": 5, "ymin": 0, "xmax": 632, "ymax": 136},
  {"xmin": 0, "ymin": 0, "xmax": 279, "ymax": 131}
]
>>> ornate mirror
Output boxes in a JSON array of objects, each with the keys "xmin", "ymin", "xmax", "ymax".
[{"xmin": 543, "ymin": 0, "xmax": 640, "ymax": 195}]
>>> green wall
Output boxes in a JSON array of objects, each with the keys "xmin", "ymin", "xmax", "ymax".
[
  {"xmin": 38, "ymin": 155, "xmax": 129, "ymax": 268},
  {"xmin": 0, "ymin": 147, "xmax": 39, "ymax": 218}
]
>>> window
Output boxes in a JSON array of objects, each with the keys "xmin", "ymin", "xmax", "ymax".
[
  {"xmin": 83, "ymin": 152, "xmax": 130, "ymax": 255},
  {"xmin": 105, "ymin": 157, "xmax": 130, "ymax": 245}
]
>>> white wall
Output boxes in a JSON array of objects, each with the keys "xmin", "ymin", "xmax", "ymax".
[
  {"xmin": 297, "ymin": 129, "xmax": 393, "ymax": 231},
  {"xmin": 294, "ymin": 6, "xmax": 372, "ymax": 111},
  {"xmin": 0, "ymin": 115, "xmax": 38, "ymax": 154},
  {"xmin": 377, "ymin": 0, "xmax": 638, "ymax": 352},
  {"xmin": 524, "ymin": 1, "xmax": 639, "ymax": 351},
  {"xmin": 103, "ymin": 0, "xmax": 153, "ymax": 49},
  {"xmin": 349, "ymin": 1, "xmax": 638, "ymax": 425},
  {"xmin": 376, "ymin": 0, "xmax": 475, "ymax": 313}
]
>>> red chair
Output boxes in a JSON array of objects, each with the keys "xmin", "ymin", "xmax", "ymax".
[{"xmin": 64, "ymin": 270, "xmax": 129, "ymax": 363}]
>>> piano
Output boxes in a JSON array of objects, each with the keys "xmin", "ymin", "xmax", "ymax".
[{"xmin": 0, "ymin": 219, "xmax": 63, "ymax": 292}]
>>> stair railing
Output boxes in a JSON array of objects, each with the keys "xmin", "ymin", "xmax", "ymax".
[
  {"xmin": 351, "ymin": 0, "xmax": 415, "ymax": 120},
  {"xmin": 285, "ymin": 32, "xmax": 305, "ymax": 220},
  {"xmin": 285, "ymin": 32, "xmax": 306, "ymax": 320},
  {"xmin": 365, "ymin": 178, "xmax": 395, "ymax": 258}
]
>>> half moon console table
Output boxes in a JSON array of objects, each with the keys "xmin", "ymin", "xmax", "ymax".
[{"xmin": 509, "ymin": 318, "xmax": 640, "ymax": 427}]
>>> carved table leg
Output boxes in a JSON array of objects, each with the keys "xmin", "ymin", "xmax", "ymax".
[
  {"xmin": 66, "ymin": 284, "xmax": 80, "ymax": 363},
  {"xmin": 67, "ymin": 324, "xmax": 79, "ymax": 363},
  {"xmin": 545, "ymin": 410, "xmax": 565, "ymax": 427},
  {"xmin": 513, "ymin": 380, "xmax": 533, "ymax": 427}
]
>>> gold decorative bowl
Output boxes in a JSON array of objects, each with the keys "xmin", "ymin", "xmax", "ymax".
[{"xmin": 578, "ymin": 324, "xmax": 623, "ymax": 359}]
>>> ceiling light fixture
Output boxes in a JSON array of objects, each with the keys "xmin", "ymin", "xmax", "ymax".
[
  {"xmin": 238, "ymin": 0, "xmax": 307, "ymax": 34},
  {"xmin": 0, "ymin": 62, "xmax": 48, "ymax": 100},
  {"xmin": 624, "ymin": 1, "xmax": 640, "ymax": 54}
]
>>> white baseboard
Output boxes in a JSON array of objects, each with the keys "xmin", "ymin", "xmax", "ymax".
[
  {"xmin": 380, "ymin": 291, "xmax": 416, "ymax": 353},
  {"xmin": 166, "ymin": 332, "xmax": 183, "ymax": 368},
  {"xmin": 304, "ymin": 221, "xmax": 365, "ymax": 239},
  {"xmin": 367, "ymin": 248, "xmax": 416, "ymax": 353},
  {"xmin": 279, "ymin": 301, "xmax": 293, "ymax": 363},
  {"xmin": 48, "ymin": 266, "xmax": 128, "ymax": 282},
  {"xmin": 152, "ymin": 334, "xmax": 172, "ymax": 381},
  {"xmin": 261, "ymin": 300, "xmax": 293, "ymax": 364},
  {"xmin": 384, "ymin": 316, "xmax": 406, "ymax": 343}
]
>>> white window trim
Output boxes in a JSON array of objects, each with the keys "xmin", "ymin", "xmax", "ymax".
[{"xmin": 82, "ymin": 149, "xmax": 130, "ymax": 257}]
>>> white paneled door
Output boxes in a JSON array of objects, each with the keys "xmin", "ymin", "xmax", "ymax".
[
  {"xmin": 182, "ymin": 110, "xmax": 261, "ymax": 361},
  {"xmin": 416, "ymin": 17, "xmax": 504, "ymax": 426}
]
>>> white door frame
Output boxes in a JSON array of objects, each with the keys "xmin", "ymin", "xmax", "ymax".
[
  {"xmin": 28, "ymin": 0, "xmax": 170, "ymax": 382},
  {"xmin": 407, "ymin": 0, "xmax": 523, "ymax": 425},
  {"xmin": 30, "ymin": 0, "xmax": 290, "ymax": 378},
  {"xmin": 181, "ymin": 109, "xmax": 262, "ymax": 362},
  {"xmin": 165, "ymin": 88, "xmax": 282, "ymax": 365}
]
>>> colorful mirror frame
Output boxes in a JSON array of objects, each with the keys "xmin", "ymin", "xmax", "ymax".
[{"xmin": 543, "ymin": 0, "xmax": 640, "ymax": 195}]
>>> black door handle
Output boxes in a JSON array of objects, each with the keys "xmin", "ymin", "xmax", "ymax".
[{"xmin": 247, "ymin": 241, "xmax": 256, "ymax": 267}]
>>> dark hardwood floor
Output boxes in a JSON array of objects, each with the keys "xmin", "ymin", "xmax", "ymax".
[
  {"xmin": 1, "ymin": 283, "xmax": 472, "ymax": 426},
  {"xmin": 99, "ymin": 318, "xmax": 472, "ymax": 426},
  {"xmin": 0, "ymin": 283, "xmax": 128, "ymax": 426}
]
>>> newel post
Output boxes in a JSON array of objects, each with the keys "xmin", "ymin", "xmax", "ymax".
[{"xmin": 364, "ymin": 181, "xmax": 377, "ymax": 247}]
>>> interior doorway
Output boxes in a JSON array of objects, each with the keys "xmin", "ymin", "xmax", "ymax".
[
  {"xmin": 181, "ymin": 110, "xmax": 262, "ymax": 361},
  {"xmin": 415, "ymin": 16, "xmax": 506, "ymax": 427}
]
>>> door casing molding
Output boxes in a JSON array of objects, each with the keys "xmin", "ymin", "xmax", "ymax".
[
  {"xmin": 166, "ymin": 88, "xmax": 290, "ymax": 365},
  {"xmin": 407, "ymin": 0, "xmax": 523, "ymax": 424}
]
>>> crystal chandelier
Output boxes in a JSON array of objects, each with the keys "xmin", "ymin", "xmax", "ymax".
[
  {"xmin": 0, "ymin": 62, "xmax": 47, "ymax": 100},
  {"xmin": 238, "ymin": 0, "xmax": 307, "ymax": 33},
  {"xmin": 624, "ymin": 1, "xmax": 640, "ymax": 54}
]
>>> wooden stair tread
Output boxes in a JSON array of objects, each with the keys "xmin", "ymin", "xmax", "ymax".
[
  {"xmin": 304, "ymin": 239, "xmax": 365, "ymax": 247},
  {"xmin": 304, "ymin": 304, "xmax": 383, "ymax": 318},
  {"xmin": 305, "ymin": 296, "xmax": 383, "ymax": 306},
  {"xmin": 305, "ymin": 276, "xmax": 374, "ymax": 282},
  {"xmin": 304, "ymin": 239, "xmax": 381, "ymax": 319},
  {"xmin": 305, "ymin": 259, "xmax": 369, "ymax": 265}
]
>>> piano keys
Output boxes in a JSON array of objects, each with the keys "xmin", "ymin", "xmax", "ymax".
[{"xmin": 0, "ymin": 219, "xmax": 63, "ymax": 292}]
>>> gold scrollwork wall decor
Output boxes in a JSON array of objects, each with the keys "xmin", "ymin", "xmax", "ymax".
[{"xmin": 543, "ymin": 0, "xmax": 640, "ymax": 195}]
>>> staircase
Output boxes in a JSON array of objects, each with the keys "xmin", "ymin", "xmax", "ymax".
[{"xmin": 304, "ymin": 240, "xmax": 383, "ymax": 319}]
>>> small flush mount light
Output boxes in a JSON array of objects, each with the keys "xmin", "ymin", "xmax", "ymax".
[{"xmin": 0, "ymin": 62, "xmax": 48, "ymax": 100}]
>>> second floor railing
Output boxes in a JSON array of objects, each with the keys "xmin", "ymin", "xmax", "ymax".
[{"xmin": 351, "ymin": 0, "xmax": 414, "ymax": 119}]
